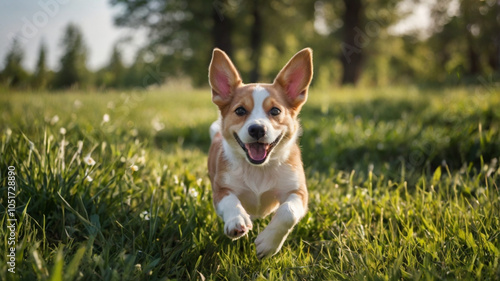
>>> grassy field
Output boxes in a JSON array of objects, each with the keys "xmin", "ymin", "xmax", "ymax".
[{"xmin": 0, "ymin": 86, "xmax": 499, "ymax": 280}]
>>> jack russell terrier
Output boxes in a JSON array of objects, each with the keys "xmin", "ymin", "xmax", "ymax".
[{"xmin": 207, "ymin": 48, "xmax": 313, "ymax": 259}]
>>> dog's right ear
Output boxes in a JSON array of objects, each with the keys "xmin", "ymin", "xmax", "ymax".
[{"xmin": 209, "ymin": 48, "xmax": 242, "ymax": 106}]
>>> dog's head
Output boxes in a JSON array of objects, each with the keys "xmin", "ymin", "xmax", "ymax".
[{"xmin": 209, "ymin": 48, "xmax": 313, "ymax": 166}]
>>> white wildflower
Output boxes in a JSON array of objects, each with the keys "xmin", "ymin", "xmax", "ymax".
[
  {"xmin": 151, "ymin": 117, "xmax": 165, "ymax": 131},
  {"xmin": 140, "ymin": 211, "xmax": 150, "ymax": 221},
  {"xmin": 50, "ymin": 115, "xmax": 59, "ymax": 125},
  {"xmin": 102, "ymin": 114, "xmax": 110, "ymax": 123},
  {"xmin": 188, "ymin": 188, "xmax": 199, "ymax": 198},
  {"xmin": 84, "ymin": 154, "xmax": 96, "ymax": 166},
  {"xmin": 60, "ymin": 127, "xmax": 66, "ymax": 135},
  {"xmin": 130, "ymin": 165, "xmax": 139, "ymax": 172},
  {"xmin": 86, "ymin": 175, "xmax": 93, "ymax": 182}
]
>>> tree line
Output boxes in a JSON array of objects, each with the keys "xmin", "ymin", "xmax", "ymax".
[
  {"xmin": 0, "ymin": 23, "xmax": 161, "ymax": 91},
  {"xmin": 1, "ymin": 0, "xmax": 498, "ymax": 91}
]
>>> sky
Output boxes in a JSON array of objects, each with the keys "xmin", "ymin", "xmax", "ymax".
[
  {"xmin": 390, "ymin": 0, "xmax": 459, "ymax": 37},
  {"xmin": 0, "ymin": 0, "xmax": 146, "ymax": 71},
  {"xmin": 0, "ymin": 0, "xmax": 445, "ymax": 73}
]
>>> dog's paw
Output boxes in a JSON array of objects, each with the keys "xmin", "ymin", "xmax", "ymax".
[
  {"xmin": 224, "ymin": 215, "xmax": 252, "ymax": 239},
  {"xmin": 255, "ymin": 227, "xmax": 288, "ymax": 259}
]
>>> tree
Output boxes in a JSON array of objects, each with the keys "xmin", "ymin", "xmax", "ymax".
[
  {"xmin": 249, "ymin": 0, "xmax": 263, "ymax": 83},
  {"xmin": 106, "ymin": 45, "xmax": 126, "ymax": 88},
  {"xmin": 110, "ymin": 0, "xmax": 425, "ymax": 87},
  {"xmin": 0, "ymin": 39, "xmax": 29, "ymax": 88},
  {"xmin": 120, "ymin": 47, "xmax": 164, "ymax": 89},
  {"xmin": 430, "ymin": 0, "xmax": 500, "ymax": 77},
  {"xmin": 32, "ymin": 41, "xmax": 49, "ymax": 90},
  {"xmin": 54, "ymin": 23, "xmax": 89, "ymax": 89},
  {"xmin": 110, "ymin": 0, "xmax": 321, "ymax": 86},
  {"xmin": 110, "ymin": 0, "xmax": 214, "ymax": 86},
  {"xmin": 339, "ymin": 0, "xmax": 364, "ymax": 85},
  {"xmin": 212, "ymin": 0, "xmax": 234, "ymax": 57},
  {"xmin": 335, "ymin": 0, "xmax": 402, "ymax": 85}
]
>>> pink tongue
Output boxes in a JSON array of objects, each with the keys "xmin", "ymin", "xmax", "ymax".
[{"xmin": 245, "ymin": 143, "xmax": 269, "ymax": 161}]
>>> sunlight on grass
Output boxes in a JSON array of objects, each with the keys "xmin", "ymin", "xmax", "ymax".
[{"xmin": 0, "ymin": 86, "xmax": 499, "ymax": 280}]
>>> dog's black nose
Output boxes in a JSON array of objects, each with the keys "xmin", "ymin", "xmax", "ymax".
[{"xmin": 248, "ymin": 124, "xmax": 266, "ymax": 140}]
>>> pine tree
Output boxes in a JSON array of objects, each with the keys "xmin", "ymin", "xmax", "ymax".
[
  {"xmin": 54, "ymin": 23, "xmax": 89, "ymax": 89},
  {"xmin": 0, "ymin": 39, "xmax": 29, "ymax": 88},
  {"xmin": 33, "ymin": 41, "xmax": 49, "ymax": 90},
  {"xmin": 107, "ymin": 45, "xmax": 125, "ymax": 88}
]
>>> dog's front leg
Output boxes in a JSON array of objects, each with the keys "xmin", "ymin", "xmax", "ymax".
[
  {"xmin": 216, "ymin": 193, "xmax": 253, "ymax": 240},
  {"xmin": 255, "ymin": 192, "xmax": 307, "ymax": 259}
]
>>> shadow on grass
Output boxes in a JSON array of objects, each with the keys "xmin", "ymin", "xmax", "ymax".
[
  {"xmin": 153, "ymin": 121, "xmax": 213, "ymax": 152},
  {"xmin": 301, "ymin": 96, "xmax": 431, "ymax": 125},
  {"xmin": 300, "ymin": 98, "xmax": 430, "ymax": 174},
  {"xmin": 300, "ymin": 96, "xmax": 500, "ymax": 182}
]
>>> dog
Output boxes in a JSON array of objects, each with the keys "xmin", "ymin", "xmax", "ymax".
[{"xmin": 207, "ymin": 48, "xmax": 313, "ymax": 259}]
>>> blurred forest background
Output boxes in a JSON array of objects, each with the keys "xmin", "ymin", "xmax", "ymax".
[{"xmin": 0, "ymin": 0, "xmax": 499, "ymax": 90}]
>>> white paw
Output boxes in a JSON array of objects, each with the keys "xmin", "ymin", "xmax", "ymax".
[
  {"xmin": 224, "ymin": 215, "xmax": 252, "ymax": 239},
  {"xmin": 255, "ymin": 227, "xmax": 289, "ymax": 259}
]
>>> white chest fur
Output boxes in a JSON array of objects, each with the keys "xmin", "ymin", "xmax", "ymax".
[{"xmin": 222, "ymin": 158, "xmax": 299, "ymax": 218}]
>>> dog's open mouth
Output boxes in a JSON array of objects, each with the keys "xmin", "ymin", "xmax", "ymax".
[{"xmin": 233, "ymin": 133, "xmax": 283, "ymax": 165}]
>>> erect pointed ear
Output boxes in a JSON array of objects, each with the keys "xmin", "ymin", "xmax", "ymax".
[
  {"xmin": 209, "ymin": 48, "xmax": 242, "ymax": 106},
  {"xmin": 274, "ymin": 48, "xmax": 313, "ymax": 108}
]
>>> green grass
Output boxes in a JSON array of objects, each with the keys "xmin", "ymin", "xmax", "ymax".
[{"xmin": 0, "ymin": 86, "xmax": 499, "ymax": 280}]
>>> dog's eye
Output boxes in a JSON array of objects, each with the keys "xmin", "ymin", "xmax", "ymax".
[
  {"xmin": 235, "ymin": 107, "xmax": 247, "ymax": 116},
  {"xmin": 269, "ymin": 107, "xmax": 281, "ymax": 116}
]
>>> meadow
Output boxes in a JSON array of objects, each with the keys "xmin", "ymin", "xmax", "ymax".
[{"xmin": 0, "ymin": 85, "xmax": 499, "ymax": 280}]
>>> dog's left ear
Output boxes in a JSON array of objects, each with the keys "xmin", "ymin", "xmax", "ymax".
[{"xmin": 274, "ymin": 48, "xmax": 313, "ymax": 109}]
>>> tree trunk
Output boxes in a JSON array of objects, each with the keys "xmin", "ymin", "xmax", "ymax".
[
  {"xmin": 466, "ymin": 34, "xmax": 481, "ymax": 75},
  {"xmin": 249, "ymin": 0, "xmax": 262, "ymax": 83},
  {"xmin": 212, "ymin": 0, "xmax": 233, "ymax": 57},
  {"xmin": 488, "ymin": 32, "xmax": 500, "ymax": 72},
  {"xmin": 340, "ymin": 0, "xmax": 364, "ymax": 85}
]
